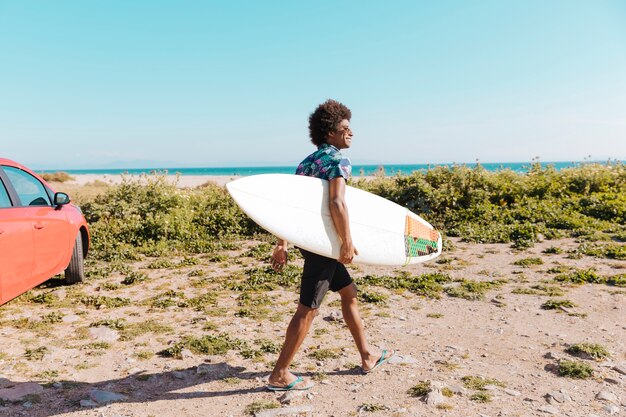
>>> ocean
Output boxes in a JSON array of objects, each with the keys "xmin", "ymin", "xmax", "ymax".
[{"xmin": 43, "ymin": 161, "xmax": 616, "ymax": 176}]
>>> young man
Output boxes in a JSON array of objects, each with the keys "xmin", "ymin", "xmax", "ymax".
[{"xmin": 267, "ymin": 99, "xmax": 394, "ymax": 391}]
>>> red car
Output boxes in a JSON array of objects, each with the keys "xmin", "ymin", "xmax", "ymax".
[{"xmin": 0, "ymin": 158, "xmax": 89, "ymax": 305}]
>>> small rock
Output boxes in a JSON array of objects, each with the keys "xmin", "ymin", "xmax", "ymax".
[
  {"xmin": 597, "ymin": 390, "xmax": 618, "ymax": 404},
  {"xmin": 62, "ymin": 314, "xmax": 81, "ymax": 323},
  {"xmin": 425, "ymin": 388, "xmax": 444, "ymax": 406},
  {"xmin": 80, "ymin": 399, "xmax": 98, "ymax": 407},
  {"xmin": 605, "ymin": 377, "xmax": 622, "ymax": 385},
  {"xmin": 278, "ymin": 390, "xmax": 304, "ymax": 405},
  {"xmin": 326, "ymin": 311, "xmax": 342, "ymax": 322},
  {"xmin": 88, "ymin": 326, "xmax": 119, "ymax": 342},
  {"xmin": 504, "ymin": 388, "xmax": 521, "ymax": 396},
  {"xmin": 483, "ymin": 384, "xmax": 499, "ymax": 391},
  {"xmin": 52, "ymin": 382, "xmax": 63, "ymax": 389},
  {"xmin": 613, "ymin": 365, "xmax": 626, "ymax": 376},
  {"xmin": 447, "ymin": 384, "xmax": 467, "ymax": 396},
  {"xmin": 172, "ymin": 371, "xmax": 185, "ymax": 380},
  {"xmin": 306, "ymin": 393, "xmax": 313, "ymax": 400},
  {"xmin": 547, "ymin": 391, "xmax": 571, "ymax": 403},
  {"xmin": 89, "ymin": 389, "xmax": 127, "ymax": 404},
  {"xmin": 349, "ymin": 383, "xmax": 362, "ymax": 392},
  {"xmin": 180, "ymin": 349, "xmax": 194, "ymax": 360},
  {"xmin": 21, "ymin": 402, "xmax": 32, "ymax": 408},
  {"xmin": 538, "ymin": 405, "xmax": 559, "ymax": 414},
  {"xmin": 604, "ymin": 405, "xmax": 620, "ymax": 415},
  {"xmin": 0, "ymin": 383, "xmax": 44, "ymax": 402}
]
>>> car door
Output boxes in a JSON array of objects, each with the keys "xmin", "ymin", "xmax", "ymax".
[
  {"xmin": 2, "ymin": 166, "xmax": 70, "ymax": 285},
  {"xmin": 0, "ymin": 172, "xmax": 35, "ymax": 304}
]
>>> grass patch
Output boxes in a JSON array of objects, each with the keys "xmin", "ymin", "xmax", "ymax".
[
  {"xmin": 470, "ymin": 392, "xmax": 492, "ymax": 403},
  {"xmin": 558, "ymin": 360, "xmax": 594, "ymax": 379},
  {"xmin": 90, "ymin": 319, "xmax": 127, "ymax": 330},
  {"xmin": 543, "ymin": 246, "xmax": 563, "ymax": 254},
  {"xmin": 580, "ymin": 243, "xmax": 626, "ymax": 260},
  {"xmin": 24, "ymin": 347, "xmax": 48, "ymax": 361},
  {"xmin": 358, "ymin": 290, "xmax": 388, "ymax": 305},
  {"xmin": 245, "ymin": 401, "xmax": 279, "ymax": 415},
  {"xmin": 79, "ymin": 295, "xmax": 131, "ymax": 309},
  {"xmin": 565, "ymin": 343, "xmax": 610, "ymax": 360},
  {"xmin": 426, "ymin": 313, "xmax": 444, "ymax": 318},
  {"xmin": 512, "ymin": 285, "xmax": 565, "ymax": 297},
  {"xmin": 607, "ymin": 274, "xmax": 626, "ymax": 287},
  {"xmin": 360, "ymin": 272, "xmax": 452, "ymax": 299},
  {"xmin": 357, "ymin": 404, "xmax": 390, "ymax": 412},
  {"xmin": 229, "ymin": 265, "xmax": 301, "ymax": 291},
  {"xmin": 461, "ymin": 375, "xmax": 505, "ymax": 390},
  {"xmin": 308, "ymin": 348, "xmax": 340, "ymax": 361},
  {"xmin": 121, "ymin": 271, "xmax": 149, "ymax": 285},
  {"xmin": 134, "ymin": 350, "xmax": 154, "ymax": 360},
  {"xmin": 541, "ymin": 299, "xmax": 576, "ymax": 309},
  {"xmin": 30, "ymin": 292, "xmax": 59, "ymax": 305},
  {"xmin": 159, "ymin": 333, "xmax": 246, "ymax": 358},
  {"xmin": 407, "ymin": 380, "xmax": 431, "ymax": 397},
  {"xmin": 547, "ymin": 265, "xmax": 573, "ymax": 274},
  {"xmin": 555, "ymin": 269, "xmax": 606, "ymax": 284},
  {"xmin": 119, "ymin": 319, "xmax": 173, "ymax": 340},
  {"xmin": 257, "ymin": 338, "xmax": 281, "ymax": 354},
  {"xmin": 445, "ymin": 279, "xmax": 506, "ymax": 300},
  {"xmin": 512, "ymin": 257, "xmax": 544, "ymax": 267}
]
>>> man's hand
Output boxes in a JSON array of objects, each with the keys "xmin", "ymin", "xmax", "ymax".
[
  {"xmin": 271, "ymin": 241, "xmax": 288, "ymax": 271},
  {"xmin": 338, "ymin": 241, "xmax": 359, "ymax": 264}
]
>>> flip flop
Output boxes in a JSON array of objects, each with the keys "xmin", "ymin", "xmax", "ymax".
[
  {"xmin": 266, "ymin": 375, "xmax": 314, "ymax": 392},
  {"xmin": 363, "ymin": 349, "xmax": 395, "ymax": 374}
]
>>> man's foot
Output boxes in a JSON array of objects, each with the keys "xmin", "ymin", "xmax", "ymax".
[
  {"xmin": 362, "ymin": 349, "xmax": 395, "ymax": 374},
  {"xmin": 267, "ymin": 374, "xmax": 314, "ymax": 391}
]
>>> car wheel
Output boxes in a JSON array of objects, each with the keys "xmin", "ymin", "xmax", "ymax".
[{"xmin": 65, "ymin": 232, "xmax": 85, "ymax": 284}]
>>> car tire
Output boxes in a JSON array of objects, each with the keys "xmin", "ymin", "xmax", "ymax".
[{"xmin": 65, "ymin": 232, "xmax": 85, "ymax": 284}]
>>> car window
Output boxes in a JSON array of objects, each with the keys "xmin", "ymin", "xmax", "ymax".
[
  {"xmin": 2, "ymin": 166, "xmax": 51, "ymax": 206},
  {"xmin": 0, "ymin": 179, "xmax": 12, "ymax": 208}
]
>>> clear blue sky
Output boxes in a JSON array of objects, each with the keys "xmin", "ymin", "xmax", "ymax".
[{"xmin": 1, "ymin": 0, "xmax": 625, "ymax": 169}]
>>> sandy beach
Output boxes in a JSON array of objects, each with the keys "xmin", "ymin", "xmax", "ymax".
[{"xmin": 1, "ymin": 170, "xmax": 624, "ymax": 417}]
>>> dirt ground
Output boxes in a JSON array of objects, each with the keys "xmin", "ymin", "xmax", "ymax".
[{"xmin": 1, "ymin": 216, "xmax": 624, "ymax": 416}]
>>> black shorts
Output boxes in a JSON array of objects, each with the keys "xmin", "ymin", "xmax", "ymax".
[{"xmin": 299, "ymin": 249, "xmax": 354, "ymax": 308}]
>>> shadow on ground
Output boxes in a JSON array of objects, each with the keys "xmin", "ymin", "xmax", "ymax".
[{"xmin": 0, "ymin": 363, "xmax": 359, "ymax": 416}]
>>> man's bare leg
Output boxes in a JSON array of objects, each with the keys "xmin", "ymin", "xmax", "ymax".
[
  {"xmin": 338, "ymin": 283, "xmax": 382, "ymax": 370},
  {"xmin": 268, "ymin": 303, "xmax": 317, "ymax": 387}
]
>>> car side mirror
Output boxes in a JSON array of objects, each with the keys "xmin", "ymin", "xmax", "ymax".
[{"xmin": 54, "ymin": 192, "xmax": 71, "ymax": 207}]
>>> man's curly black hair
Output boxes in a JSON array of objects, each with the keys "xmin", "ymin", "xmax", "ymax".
[{"xmin": 308, "ymin": 99, "xmax": 352, "ymax": 146}]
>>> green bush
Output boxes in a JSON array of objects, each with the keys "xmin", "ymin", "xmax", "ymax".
[
  {"xmin": 82, "ymin": 174, "xmax": 261, "ymax": 261},
  {"xmin": 354, "ymin": 162, "xmax": 626, "ymax": 246},
  {"xmin": 77, "ymin": 164, "xmax": 625, "ymax": 263}
]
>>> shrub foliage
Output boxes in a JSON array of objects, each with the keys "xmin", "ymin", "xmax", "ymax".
[
  {"xmin": 353, "ymin": 162, "xmax": 626, "ymax": 247},
  {"xmin": 80, "ymin": 164, "xmax": 625, "ymax": 261}
]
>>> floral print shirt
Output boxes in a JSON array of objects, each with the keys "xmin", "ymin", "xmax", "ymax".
[{"xmin": 295, "ymin": 144, "xmax": 351, "ymax": 181}]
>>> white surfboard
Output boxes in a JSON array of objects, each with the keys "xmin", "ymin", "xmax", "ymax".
[{"xmin": 226, "ymin": 174, "xmax": 442, "ymax": 266}]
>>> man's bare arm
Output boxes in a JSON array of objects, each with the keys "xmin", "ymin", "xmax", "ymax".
[
  {"xmin": 271, "ymin": 239, "xmax": 288, "ymax": 271},
  {"xmin": 329, "ymin": 177, "xmax": 358, "ymax": 264}
]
